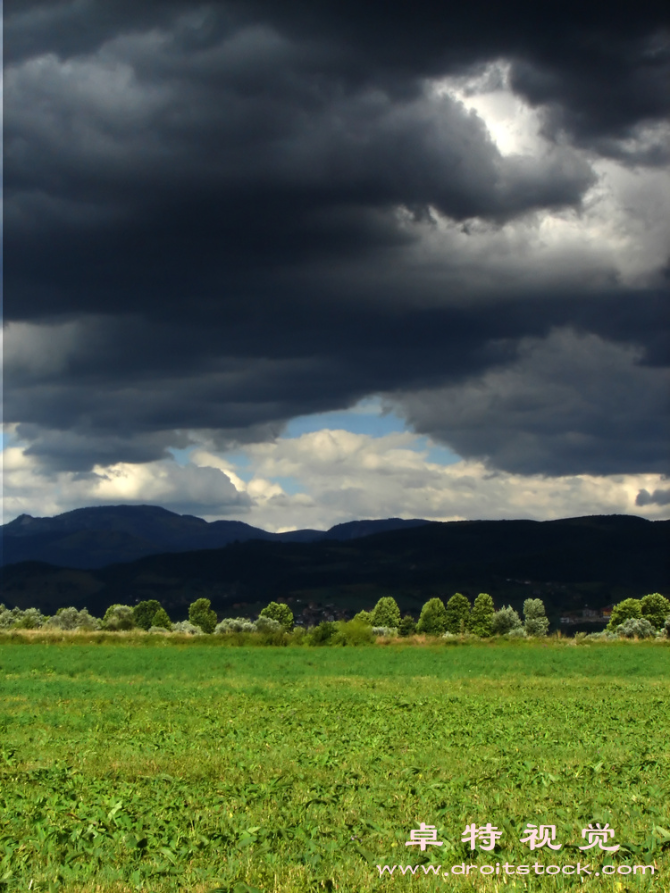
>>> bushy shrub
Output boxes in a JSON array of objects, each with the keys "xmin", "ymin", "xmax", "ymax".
[
  {"xmin": 172, "ymin": 620, "xmax": 203, "ymax": 635},
  {"xmin": 370, "ymin": 597, "xmax": 401, "ymax": 629},
  {"xmin": 640, "ymin": 593, "xmax": 670, "ymax": 629},
  {"xmin": 102, "ymin": 605, "xmax": 135, "ymax": 631},
  {"xmin": 352, "ymin": 610, "xmax": 372, "ymax": 625},
  {"xmin": 132, "ymin": 600, "xmax": 163, "ymax": 631},
  {"xmin": 148, "ymin": 626, "xmax": 170, "ymax": 634},
  {"xmin": 259, "ymin": 601, "xmax": 294, "ymax": 631},
  {"xmin": 469, "ymin": 593, "xmax": 495, "ymax": 637},
  {"xmin": 308, "ymin": 621, "xmax": 337, "ymax": 645},
  {"xmin": 585, "ymin": 630, "xmax": 617, "ymax": 641},
  {"xmin": 256, "ymin": 616, "xmax": 283, "ymax": 634},
  {"xmin": 0, "ymin": 606, "xmax": 48, "ymax": 629},
  {"xmin": 398, "ymin": 615, "xmax": 417, "ymax": 637},
  {"xmin": 0, "ymin": 608, "xmax": 18, "ymax": 629},
  {"xmin": 188, "ymin": 598, "xmax": 217, "ymax": 633},
  {"xmin": 616, "ymin": 617, "xmax": 657, "ymax": 639},
  {"xmin": 291, "ymin": 625, "xmax": 307, "ymax": 644},
  {"xmin": 46, "ymin": 607, "xmax": 100, "ymax": 631},
  {"xmin": 215, "ymin": 617, "xmax": 257, "ymax": 634},
  {"xmin": 15, "ymin": 607, "xmax": 49, "ymax": 629},
  {"xmin": 445, "ymin": 592, "xmax": 471, "ymax": 634},
  {"xmin": 371, "ymin": 626, "xmax": 397, "ymax": 637},
  {"xmin": 74, "ymin": 607, "xmax": 100, "ymax": 631},
  {"xmin": 417, "ymin": 598, "xmax": 448, "ymax": 635},
  {"xmin": 664, "ymin": 616, "xmax": 670, "ymax": 638},
  {"xmin": 151, "ymin": 607, "xmax": 172, "ymax": 630},
  {"xmin": 607, "ymin": 598, "xmax": 642, "ymax": 630},
  {"xmin": 0, "ymin": 605, "xmax": 14, "ymax": 628},
  {"xmin": 506, "ymin": 627, "xmax": 528, "ymax": 639},
  {"xmin": 523, "ymin": 598, "xmax": 549, "ymax": 637},
  {"xmin": 331, "ymin": 619, "xmax": 375, "ymax": 646},
  {"xmin": 491, "ymin": 606, "xmax": 523, "ymax": 635},
  {"xmin": 47, "ymin": 607, "xmax": 81, "ymax": 631}
]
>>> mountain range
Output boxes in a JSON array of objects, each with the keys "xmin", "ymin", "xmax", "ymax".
[
  {"xmin": 1, "ymin": 507, "xmax": 668, "ymax": 624},
  {"xmin": 1, "ymin": 505, "xmax": 429, "ymax": 569}
]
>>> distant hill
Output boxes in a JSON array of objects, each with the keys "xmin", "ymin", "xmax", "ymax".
[
  {"xmin": 2, "ymin": 514, "xmax": 667, "ymax": 623},
  {"xmin": 0, "ymin": 505, "xmax": 429, "ymax": 568}
]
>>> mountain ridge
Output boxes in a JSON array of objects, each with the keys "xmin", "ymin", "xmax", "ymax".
[
  {"xmin": 2, "ymin": 512, "xmax": 667, "ymax": 624},
  {"xmin": 1, "ymin": 504, "xmax": 430, "ymax": 568}
]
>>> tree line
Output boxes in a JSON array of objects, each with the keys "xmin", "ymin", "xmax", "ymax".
[{"xmin": 1, "ymin": 592, "xmax": 668, "ymax": 641}]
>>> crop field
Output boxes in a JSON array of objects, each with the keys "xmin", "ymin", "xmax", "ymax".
[{"xmin": 1, "ymin": 638, "xmax": 669, "ymax": 892}]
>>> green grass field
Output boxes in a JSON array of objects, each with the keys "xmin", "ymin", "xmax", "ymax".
[{"xmin": 1, "ymin": 638, "xmax": 669, "ymax": 892}]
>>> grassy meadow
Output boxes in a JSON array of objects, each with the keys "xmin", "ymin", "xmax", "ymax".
[{"xmin": 1, "ymin": 637, "xmax": 669, "ymax": 892}]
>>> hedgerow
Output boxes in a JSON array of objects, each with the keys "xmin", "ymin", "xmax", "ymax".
[{"xmin": 1, "ymin": 592, "xmax": 668, "ymax": 645}]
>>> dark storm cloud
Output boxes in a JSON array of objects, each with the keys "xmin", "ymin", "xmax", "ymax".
[
  {"xmin": 7, "ymin": 0, "xmax": 668, "ymax": 144},
  {"xmin": 636, "ymin": 487, "xmax": 670, "ymax": 506},
  {"xmin": 394, "ymin": 328, "xmax": 670, "ymax": 476},
  {"xmin": 4, "ymin": 0, "xmax": 669, "ymax": 476}
]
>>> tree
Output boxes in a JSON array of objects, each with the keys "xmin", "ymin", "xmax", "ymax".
[
  {"xmin": 133, "ymin": 600, "xmax": 163, "ymax": 631},
  {"xmin": 445, "ymin": 593, "xmax": 471, "ymax": 634},
  {"xmin": 640, "ymin": 593, "xmax": 670, "ymax": 629},
  {"xmin": 371, "ymin": 597, "xmax": 401, "ymax": 629},
  {"xmin": 0, "ymin": 607, "xmax": 22, "ymax": 629},
  {"xmin": 308, "ymin": 621, "xmax": 337, "ymax": 645},
  {"xmin": 352, "ymin": 610, "xmax": 372, "ymax": 625},
  {"xmin": 491, "ymin": 606, "xmax": 523, "ymax": 635},
  {"xmin": 188, "ymin": 598, "xmax": 217, "ymax": 633},
  {"xmin": 416, "ymin": 598, "xmax": 448, "ymax": 635},
  {"xmin": 607, "ymin": 598, "xmax": 641, "ymax": 631},
  {"xmin": 151, "ymin": 607, "xmax": 172, "ymax": 630},
  {"xmin": 523, "ymin": 598, "xmax": 549, "ymax": 637},
  {"xmin": 46, "ymin": 607, "xmax": 100, "ymax": 631},
  {"xmin": 260, "ymin": 601, "xmax": 294, "ymax": 630},
  {"xmin": 398, "ymin": 615, "xmax": 417, "ymax": 637},
  {"xmin": 256, "ymin": 616, "xmax": 283, "ymax": 634},
  {"xmin": 103, "ymin": 605, "xmax": 135, "ymax": 631},
  {"xmin": 470, "ymin": 593, "xmax": 495, "ymax": 637},
  {"xmin": 15, "ymin": 607, "xmax": 48, "ymax": 629}
]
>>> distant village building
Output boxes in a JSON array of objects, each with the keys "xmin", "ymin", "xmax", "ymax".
[{"xmin": 560, "ymin": 607, "xmax": 611, "ymax": 625}]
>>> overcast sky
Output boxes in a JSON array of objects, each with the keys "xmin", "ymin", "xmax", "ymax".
[{"xmin": 3, "ymin": 0, "xmax": 669, "ymax": 529}]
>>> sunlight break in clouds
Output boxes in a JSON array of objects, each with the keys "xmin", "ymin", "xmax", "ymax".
[
  {"xmin": 433, "ymin": 62, "xmax": 545, "ymax": 157},
  {"xmin": 3, "ymin": 425, "xmax": 668, "ymax": 529}
]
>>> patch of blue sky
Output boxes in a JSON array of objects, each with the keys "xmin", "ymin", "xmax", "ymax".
[
  {"xmin": 283, "ymin": 397, "xmax": 462, "ymax": 466},
  {"xmin": 271, "ymin": 476, "xmax": 305, "ymax": 495},
  {"xmin": 167, "ymin": 396, "xmax": 460, "ymax": 473},
  {"xmin": 417, "ymin": 437, "xmax": 461, "ymax": 466},
  {"xmin": 219, "ymin": 452, "xmax": 254, "ymax": 481},
  {"xmin": 167, "ymin": 446, "xmax": 197, "ymax": 466},
  {"xmin": 284, "ymin": 396, "xmax": 408, "ymax": 438}
]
